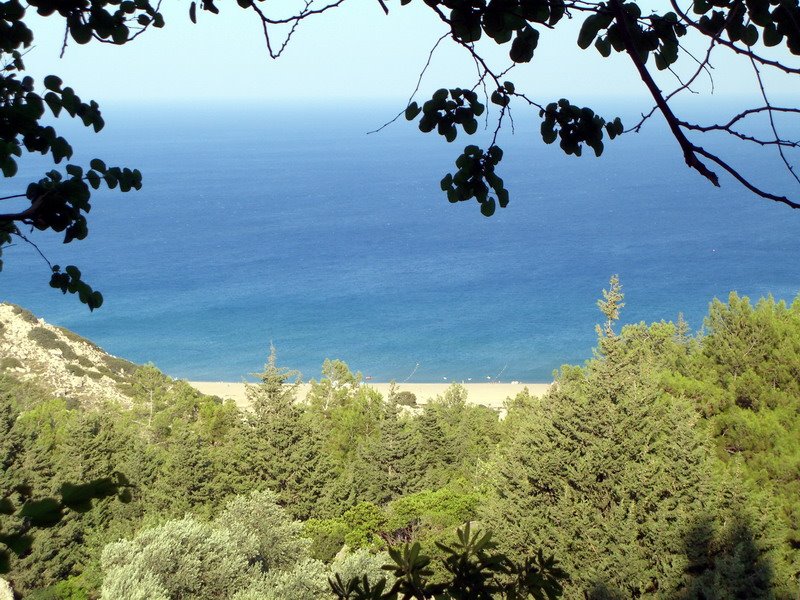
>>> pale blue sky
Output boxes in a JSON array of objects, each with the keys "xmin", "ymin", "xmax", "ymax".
[{"xmin": 20, "ymin": 1, "xmax": 796, "ymax": 108}]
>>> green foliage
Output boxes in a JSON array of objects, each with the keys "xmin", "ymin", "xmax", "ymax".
[
  {"xmin": 412, "ymin": 0, "xmax": 800, "ymax": 213},
  {"xmin": 101, "ymin": 489, "xmax": 397, "ymax": 600},
  {"xmin": 8, "ymin": 304, "xmax": 39, "ymax": 324},
  {"xmin": 247, "ymin": 343, "xmax": 302, "ymax": 418},
  {"xmin": 2, "ymin": 0, "xmax": 798, "ymax": 312},
  {"xmin": 406, "ymin": 87, "xmax": 484, "ymax": 143},
  {"xmin": 329, "ymin": 523, "xmax": 567, "ymax": 600},
  {"xmin": 393, "ymin": 391, "xmax": 416, "ymax": 407},
  {"xmin": 231, "ymin": 558, "xmax": 329, "ymax": 600},
  {"xmin": 305, "ymin": 518, "xmax": 349, "ymax": 562},
  {"xmin": 307, "ymin": 358, "xmax": 364, "ymax": 415},
  {"xmin": 401, "ymin": 384, "xmax": 500, "ymax": 492},
  {"xmin": 386, "ymin": 487, "xmax": 480, "ymax": 537},
  {"xmin": 101, "ymin": 516, "xmax": 252, "ymax": 600},
  {"xmin": 101, "ymin": 492, "xmax": 312, "ymax": 597},
  {"xmin": 214, "ymin": 490, "xmax": 310, "ymax": 572},
  {"xmin": 539, "ymin": 100, "xmax": 622, "ymax": 158},
  {"xmin": 102, "ymin": 355, "xmax": 138, "ymax": 378},
  {"xmin": 678, "ymin": 477, "xmax": 791, "ymax": 599},
  {"xmin": 595, "ymin": 273, "xmax": 624, "ymax": 338},
  {"xmin": 666, "ymin": 293, "xmax": 800, "ymax": 578},
  {"xmin": 482, "ymin": 279, "xmax": 797, "ymax": 598},
  {"xmin": 245, "ymin": 348, "xmax": 325, "ymax": 519},
  {"xmin": 342, "ymin": 502, "xmax": 387, "ymax": 549},
  {"xmin": 0, "ymin": 471, "xmax": 132, "ymax": 579},
  {"xmin": 4, "ymin": 290, "xmax": 800, "ymax": 597},
  {"xmin": 54, "ymin": 327, "xmax": 101, "ymax": 352},
  {"xmin": 27, "ymin": 577, "xmax": 90, "ymax": 600},
  {"xmin": 64, "ymin": 364, "xmax": 85, "ymax": 378},
  {"xmin": 128, "ymin": 363, "xmax": 169, "ymax": 430}
]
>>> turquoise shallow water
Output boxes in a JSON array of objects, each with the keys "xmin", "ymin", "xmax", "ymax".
[{"xmin": 2, "ymin": 102, "xmax": 799, "ymax": 381}]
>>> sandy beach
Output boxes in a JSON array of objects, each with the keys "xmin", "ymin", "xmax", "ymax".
[{"xmin": 188, "ymin": 381, "xmax": 552, "ymax": 411}]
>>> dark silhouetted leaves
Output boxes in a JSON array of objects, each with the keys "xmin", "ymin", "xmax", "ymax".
[
  {"xmin": 539, "ymin": 99, "xmax": 622, "ymax": 158},
  {"xmin": 440, "ymin": 145, "xmax": 508, "ymax": 217},
  {"xmin": 409, "ymin": 88, "xmax": 485, "ymax": 144}
]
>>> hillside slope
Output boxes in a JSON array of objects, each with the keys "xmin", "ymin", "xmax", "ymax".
[{"xmin": 0, "ymin": 303, "xmax": 138, "ymax": 407}]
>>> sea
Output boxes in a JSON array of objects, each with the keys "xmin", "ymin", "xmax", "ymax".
[{"xmin": 1, "ymin": 100, "xmax": 798, "ymax": 383}]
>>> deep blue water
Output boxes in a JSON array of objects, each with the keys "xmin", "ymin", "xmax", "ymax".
[{"xmin": 2, "ymin": 102, "xmax": 799, "ymax": 382}]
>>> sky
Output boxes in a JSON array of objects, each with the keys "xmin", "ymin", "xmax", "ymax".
[{"xmin": 20, "ymin": 1, "xmax": 798, "ymax": 108}]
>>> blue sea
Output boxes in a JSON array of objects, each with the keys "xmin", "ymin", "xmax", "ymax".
[{"xmin": 2, "ymin": 101, "xmax": 799, "ymax": 382}]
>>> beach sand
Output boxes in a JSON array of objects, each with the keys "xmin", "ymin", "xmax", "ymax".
[{"xmin": 188, "ymin": 381, "xmax": 552, "ymax": 411}]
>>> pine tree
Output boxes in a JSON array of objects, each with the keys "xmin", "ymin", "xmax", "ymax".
[
  {"xmin": 149, "ymin": 425, "xmax": 219, "ymax": 519},
  {"xmin": 407, "ymin": 406, "xmax": 457, "ymax": 492},
  {"xmin": 596, "ymin": 274, "xmax": 624, "ymax": 340},
  {"xmin": 129, "ymin": 364, "xmax": 169, "ymax": 432},
  {"xmin": 375, "ymin": 400, "xmax": 416, "ymax": 500},
  {"xmin": 679, "ymin": 474, "xmax": 789, "ymax": 599},
  {"xmin": 680, "ymin": 293, "xmax": 800, "ymax": 582},
  {"xmin": 246, "ymin": 344, "xmax": 301, "ymax": 421},
  {"xmin": 484, "ymin": 279, "xmax": 720, "ymax": 598},
  {"xmin": 306, "ymin": 359, "xmax": 361, "ymax": 416},
  {"xmin": 245, "ymin": 347, "xmax": 326, "ymax": 519}
]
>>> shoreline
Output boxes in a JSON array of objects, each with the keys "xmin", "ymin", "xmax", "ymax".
[{"xmin": 188, "ymin": 381, "xmax": 553, "ymax": 410}]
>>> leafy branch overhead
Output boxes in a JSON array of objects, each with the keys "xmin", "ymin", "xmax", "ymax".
[
  {"xmin": 0, "ymin": 0, "xmax": 154, "ymax": 309},
  {"xmin": 0, "ymin": 0, "xmax": 799, "ymax": 308},
  {"xmin": 400, "ymin": 0, "xmax": 798, "ymax": 214},
  {"xmin": 228, "ymin": 0, "xmax": 798, "ymax": 214}
]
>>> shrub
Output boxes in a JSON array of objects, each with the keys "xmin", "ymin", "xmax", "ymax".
[
  {"xmin": 343, "ymin": 502, "xmax": 387, "ymax": 549},
  {"xmin": 27, "ymin": 327, "xmax": 78, "ymax": 361},
  {"xmin": 328, "ymin": 523, "xmax": 566, "ymax": 600},
  {"xmin": 56, "ymin": 326, "xmax": 102, "ymax": 352},
  {"xmin": 27, "ymin": 579, "xmax": 90, "ymax": 600},
  {"xmin": 304, "ymin": 518, "xmax": 348, "ymax": 562},
  {"xmin": 65, "ymin": 364, "xmax": 87, "ymax": 378},
  {"xmin": 394, "ymin": 391, "xmax": 417, "ymax": 407},
  {"xmin": 8, "ymin": 303, "xmax": 39, "ymax": 324},
  {"xmin": 104, "ymin": 356, "xmax": 138, "ymax": 378},
  {"xmin": 0, "ymin": 357, "xmax": 23, "ymax": 371}
]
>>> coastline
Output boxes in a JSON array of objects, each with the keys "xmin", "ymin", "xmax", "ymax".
[{"xmin": 188, "ymin": 381, "xmax": 553, "ymax": 410}]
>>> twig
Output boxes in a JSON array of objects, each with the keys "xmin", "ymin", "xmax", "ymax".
[
  {"xmin": 368, "ymin": 33, "xmax": 449, "ymax": 135},
  {"xmin": 748, "ymin": 51, "xmax": 800, "ymax": 186},
  {"xmin": 0, "ymin": 193, "xmax": 27, "ymax": 202},
  {"xmin": 11, "ymin": 230, "xmax": 54, "ymax": 271}
]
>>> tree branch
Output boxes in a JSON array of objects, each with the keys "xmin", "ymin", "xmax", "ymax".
[
  {"xmin": 609, "ymin": 0, "xmax": 719, "ymax": 186},
  {"xmin": 0, "ymin": 193, "xmax": 48, "ymax": 223},
  {"xmin": 694, "ymin": 147, "xmax": 800, "ymax": 209},
  {"xmin": 10, "ymin": 230, "xmax": 54, "ymax": 271},
  {"xmin": 748, "ymin": 51, "xmax": 800, "ymax": 186}
]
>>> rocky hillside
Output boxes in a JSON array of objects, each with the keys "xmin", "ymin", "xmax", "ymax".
[{"xmin": 0, "ymin": 303, "xmax": 138, "ymax": 407}]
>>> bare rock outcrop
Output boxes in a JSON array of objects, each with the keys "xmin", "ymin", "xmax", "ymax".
[{"xmin": 0, "ymin": 577, "xmax": 13, "ymax": 600}]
